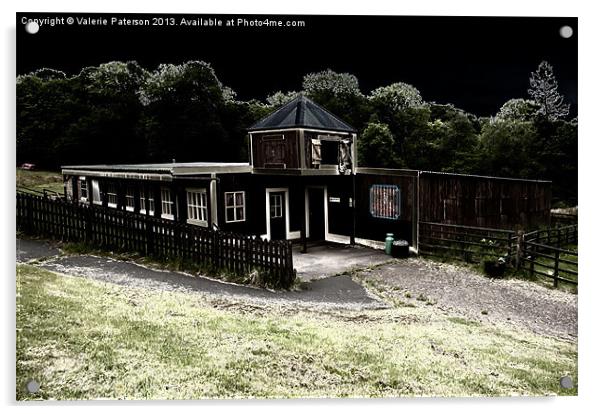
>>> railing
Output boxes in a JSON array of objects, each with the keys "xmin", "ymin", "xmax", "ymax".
[
  {"xmin": 418, "ymin": 221, "xmax": 578, "ymax": 288},
  {"xmin": 518, "ymin": 224, "xmax": 578, "ymax": 287},
  {"xmin": 519, "ymin": 240, "xmax": 577, "ymax": 287},
  {"xmin": 418, "ymin": 221, "xmax": 515, "ymax": 264},
  {"xmin": 16, "ymin": 192, "xmax": 295, "ymax": 289}
]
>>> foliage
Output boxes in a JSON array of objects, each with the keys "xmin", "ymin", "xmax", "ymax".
[
  {"xmin": 369, "ymin": 82, "xmax": 424, "ymax": 112},
  {"xmin": 358, "ymin": 122, "xmax": 401, "ymax": 168},
  {"xmin": 528, "ymin": 61, "xmax": 570, "ymax": 121},
  {"xmin": 266, "ymin": 90, "xmax": 301, "ymax": 107},
  {"xmin": 495, "ymin": 98, "xmax": 539, "ymax": 122},
  {"xmin": 15, "ymin": 61, "xmax": 577, "ymax": 205}
]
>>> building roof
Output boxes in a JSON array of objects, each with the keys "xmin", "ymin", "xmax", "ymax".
[
  {"xmin": 62, "ymin": 162, "xmax": 251, "ymax": 180},
  {"xmin": 248, "ymin": 95, "xmax": 356, "ymax": 133}
]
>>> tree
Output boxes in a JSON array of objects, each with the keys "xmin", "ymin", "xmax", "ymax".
[
  {"xmin": 266, "ymin": 90, "xmax": 300, "ymax": 107},
  {"xmin": 139, "ymin": 61, "xmax": 231, "ymax": 162},
  {"xmin": 357, "ymin": 122, "xmax": 401, "ymax": 168},
  {"xmin": 368, "ymin": 82, "xmax": 423, "ymax": 113},
  {"xmin": 301, "ymin": 69, "xmax": 370, "ymax": 129},
  {"xmin": 528, "ymin": 61, "xmax": 570, "ymax": 121},
  {"xmin": 302, "ymin": 69, "xmax": 362, "ymax": 97},
  {"xmin": 495, "ymin": 98, "xmax": 539, "ymax": 122}
]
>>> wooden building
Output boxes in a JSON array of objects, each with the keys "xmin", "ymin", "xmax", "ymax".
[{"xmin": 62, "ymin": 95, "xmax": 551, "ymax": 251}]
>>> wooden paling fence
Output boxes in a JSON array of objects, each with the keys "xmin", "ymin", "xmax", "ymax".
[
  {"xmin": 418, "ymin": 221, "xmax": 578, "ymax": 288},
  {"xmin": 16, "ymin": 192, "xmax": 295, "ymax": 288},
  {"xmin": 418, "ymin": 221, "xmax": 515, "ymax": 264}
]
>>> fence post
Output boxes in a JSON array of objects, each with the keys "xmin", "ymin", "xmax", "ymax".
[
  {"xmin": 515, "ymin": 231, "xmax": 523, "ymax": 269},
  {"xmin": 146, "ymin": 216, "xmax": 154, "ymax": 256},
  {"xmin": 553, "ymin": 249, "xmax": 560, "ymax": 288},
  {"xmin": 27, "ymin": 195, "xmax": 34, "ymax": 233},
  {"xmin": 85, "ymin": 206, "xmax": 92, "ymax": 244}
]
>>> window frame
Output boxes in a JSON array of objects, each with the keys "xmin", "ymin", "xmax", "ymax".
[
  {"xmin": 139, "ymin": 193, "xmax": 155, "ymax": 216},
  {"xmin": 91, "ymin": 179, "xmax": 102, "ymax": 205},
  {"xmin": 369, "ymin": 184, "xmax": 401, "ymax": 220},
  {"xmin": 224, "ymin": 191, "xmax": 246, "ymax": 223},
  {"xmin": 106, "ymin": 183, "xmax": 118, "ymax": 208},
  {"xmin": 160, "ymin": 187, "xmax": 174, "ymax": 220},
  {"xmin": 270, "ymin": 193, "xmax": 283, "ymax": 218},
  {"xmin": 125, "ymin": 187, "xmax": 135, "ymax": 212},
  {"xmin": 186, "ymin": 188, "xmax": 208, "ymax": 227},
  {"xmin": 79, "ymin": 177, "xmax": 88, "ymax": 203}
]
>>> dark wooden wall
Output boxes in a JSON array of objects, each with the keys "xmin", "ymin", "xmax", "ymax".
[
  {"xmin": 418, "ymin": 172, "xmax": 551, "ymax": 230},
  {"xmin": 251, "ymin": 130, "xmax": 300, "ymax": 169},
  {"xmin": 354, "ymin": 171, "xmax": 417, "ymax": 246}
]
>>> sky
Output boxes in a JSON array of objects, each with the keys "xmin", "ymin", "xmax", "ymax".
[{"xmin": 16, "ymin": 13, "xmax": 577, "ymax": 117}]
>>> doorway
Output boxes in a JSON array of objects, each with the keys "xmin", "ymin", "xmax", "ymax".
[
  {"xmin": 265, "ymin": 188, "xmax": 289, "ymax": 240},
  {"xmin": 306, "ymin": 187, "xmax": 326, "ymax": 241}
]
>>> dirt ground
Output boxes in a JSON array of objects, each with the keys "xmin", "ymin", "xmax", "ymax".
[{"xmin": 354, "ymin": 258, "xmax": 577, "ymax": 339}]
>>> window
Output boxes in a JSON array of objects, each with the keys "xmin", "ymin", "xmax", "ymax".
[
  {"xmin": 370, "ymin": 185, "xmax": 401, "ymax": 219},
  {"xmin": 107, "ymin": 183, "xmax": 118, "ymax": 208},
  {"xmin": 270, "ymin": 194, "xmax": 282, "ymax": 218},
  {"xmin": 92, "ymin": 180, "xmax": 101, "ymax": 205},
  {"xmin": 187, "ymin": 189, "xmax": 208, "ymax": 226},
  {"xmin": 225, "ymin": 191, "xmax": 245, "ymax": 223},
  {"xmin": 311, "ymin": 138, "xmax": 322, "ymax": 167},
  {"xmin": 125, "ymin": 187, "xmax": 135, "ymax": 212},
  {"xmin": 79, "ymin": 177, "xmax": 88, "ymax": 202},
  {"xmin": 140, "ymin": 193, "xmax": 155, "ymax": 215},
  {"xmin": 161, "ymin": 187, "xmax": 174, "ymax": 219}
]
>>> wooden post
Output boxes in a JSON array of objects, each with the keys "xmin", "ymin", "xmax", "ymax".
[
  {"xmin": 515, "ymin": 231, "xmax": 523, "ymax": 269},
  {"xmin": 553, "ymin": 249, "xmax": 560, "ymax": 288}
]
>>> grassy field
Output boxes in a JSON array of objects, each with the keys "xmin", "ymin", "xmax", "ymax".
[
  {"xmin": 16, "ymin": 168, "xmax": 63, "ymax": 195},
  {"xmin": 16, "ymin": 263, "xmax": 577, "ymax": 400}
]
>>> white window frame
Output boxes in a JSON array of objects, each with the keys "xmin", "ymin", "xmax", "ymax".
[
  {"xmin": 140, "ymin": 193, "xmax": 155, "ymax": 215},
  {"xmin": 186, "ymin": 188, "xmax": 208, "ymax": 227},
  {"xmin": 225, "ymin": 191, "xmax": 246, "ymax": 223},
  {"xmin": 161, "ymin": 187, "xmax": 174, "ymax": 220},
  {"xmin": 106, "ymin": 183, "xmax": 118, "ymax": 208},
  {"xmin": 125, "ymin": 187, "xmax": 135, "ymax": 212},
  {"xmin": 79, "ymin": 177, "xmax": 88, "ymax": 203},
  {"xmin": 270, "ymin": 193, "xmax": 283, "ymax": 218},
  {"xmin": 91, "ymin": 179, "xmax": 102, "ymax": 205}
]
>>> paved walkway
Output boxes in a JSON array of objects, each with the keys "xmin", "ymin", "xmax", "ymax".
[
  {"xmin": 16, "ymin": 238, "xmax": 384, "ymax": 309},
  {"xmin": 293, "ymin": 242, "xmax": 390, "ymax": 281}
]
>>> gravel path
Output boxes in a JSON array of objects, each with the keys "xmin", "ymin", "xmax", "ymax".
[
  {"xmin": 17, "ymin": 239, "xmax": 383, "ymax": 310},
  {"xmin": 355, "ymin": 258, "xmax": 578, "ymax": 339},
  {"xmin": 16, "ymin": 238, "xmax": 578, "ymax": 338}
]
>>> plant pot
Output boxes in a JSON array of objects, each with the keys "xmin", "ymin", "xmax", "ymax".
[{"xmin": 483, "ymin": 260, "xmax": 506, "ymax": 278}]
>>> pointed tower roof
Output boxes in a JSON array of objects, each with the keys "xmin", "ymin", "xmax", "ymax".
[{"xmin": 248, "ymin": 94, "xmax": 356, "ymax": 133}]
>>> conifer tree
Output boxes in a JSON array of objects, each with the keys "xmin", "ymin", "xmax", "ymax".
[{"xmin": 528, "ymin": 61, "xmax": 570, "ymax": 121}]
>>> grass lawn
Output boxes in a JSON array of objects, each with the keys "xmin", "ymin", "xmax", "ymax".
[
  {"xmin": 16, "ymin": 264, "xmax": 577, "ymax": 400},
  {"xmin": 16, "ymin": 168, "xmax": 63, "ymax": 195}
]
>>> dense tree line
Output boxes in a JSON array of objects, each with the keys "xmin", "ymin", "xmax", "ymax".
[{"xmin": 16, "ymin": 61, "xmax": 577, "ymax": 205}]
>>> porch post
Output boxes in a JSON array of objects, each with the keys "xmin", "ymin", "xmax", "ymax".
[{"xmin": 301, "ymin": 186, "xmax": 307, "ymax": 253}]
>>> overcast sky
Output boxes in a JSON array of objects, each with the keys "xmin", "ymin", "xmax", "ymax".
[{"xmin": 17, "ymin": 13, "xmax": 577, "ymax": 117}]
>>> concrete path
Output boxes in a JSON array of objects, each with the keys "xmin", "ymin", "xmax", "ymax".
[
  {"xmin": 293, "ymin": 242, "xmax": 390, "ymax": 281},
  {"xmin": 16, "ymin": 238, "xmax": 384, "ymax": 309}
]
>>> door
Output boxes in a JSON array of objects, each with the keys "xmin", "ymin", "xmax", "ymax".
[
  {"xmin": 307, "ymin": 188, "xmax": 325, "ymax": 241},
  {"xmin": 269, "ymin": 191, "xmax": 286, "ymax": 240}
]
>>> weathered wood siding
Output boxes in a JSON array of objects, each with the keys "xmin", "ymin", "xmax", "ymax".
[
  {"xmin": 418, "ymin": 172, "xmax": 551, "ymax": 230},
  {"xmin": 354, "ymin": 171, "xmax": 417, "ymax": 246},
  {"xmin": 250, "ymin": 130, "xmax": 300, "ymax": 169}
]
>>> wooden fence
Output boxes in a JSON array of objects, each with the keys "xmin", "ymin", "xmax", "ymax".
[
  {"xmin": 418, "ymin": 221, "xmax": 578, "ymax": 288},
  {"xmin": 16, "ymin": 192, "xmax": 295, "ymax": 288},
  {"xmin": 517, "ymin": 224, "xmax": 578, "ymax": 287},
  {"xmin": 418, "ymin": 221, "xmax": 515, "ymax": 264}
]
